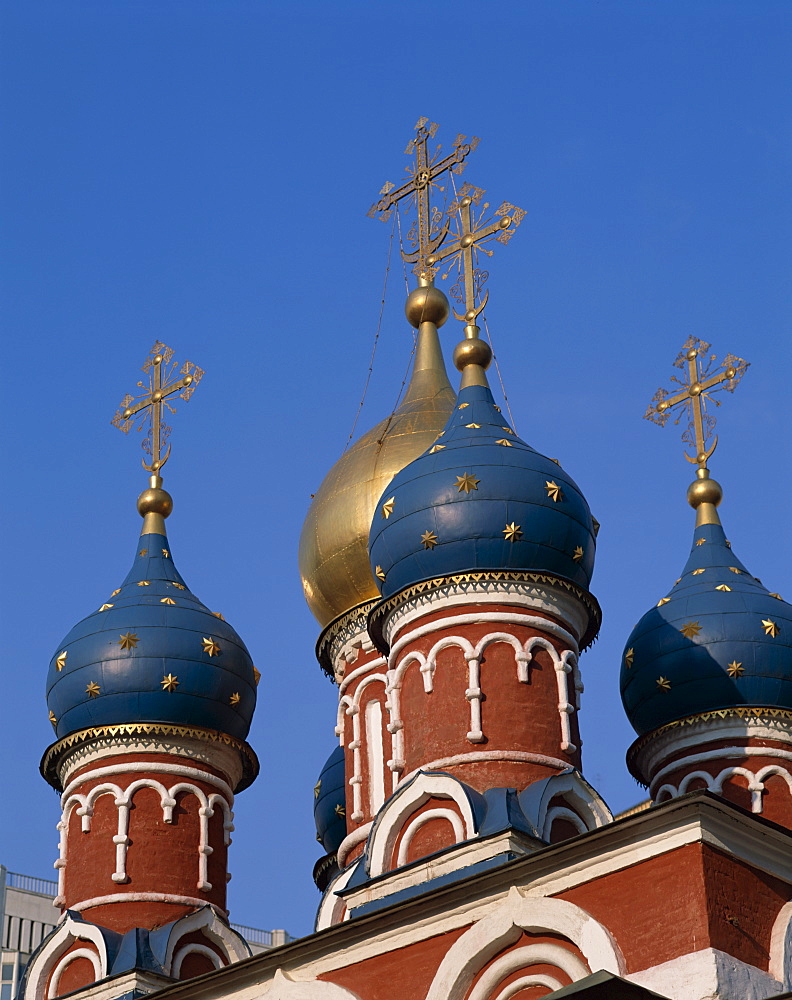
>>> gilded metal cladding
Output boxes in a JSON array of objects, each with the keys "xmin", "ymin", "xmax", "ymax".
[{"xmin": 299, "ymin": 324, "xmax": 455, "ymax": 628}]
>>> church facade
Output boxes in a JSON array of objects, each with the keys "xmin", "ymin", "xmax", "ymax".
[{"xmin": 18, "ymin": 122, "xmax": 792, "ymax": 1000}]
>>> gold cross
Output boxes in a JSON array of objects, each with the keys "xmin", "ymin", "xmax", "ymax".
[
  {"xmin": 111, "ymin": 342, "xmax": 204, "ymax": 473},
  {"xmin": 426, "ymin": 184, "xmax": 525, "ymax": 323},
  {"xmin": 644, "ymin": 337, "xmax": 749, "ymax": 469},
  {"xmin": 368, "ymin": 118, "xmax": 479, "ymax": 280}
]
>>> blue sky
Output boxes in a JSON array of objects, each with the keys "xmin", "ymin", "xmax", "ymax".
[{"xmin": 1, "ymin": 1, "xmax": 790, "ymax": 938}]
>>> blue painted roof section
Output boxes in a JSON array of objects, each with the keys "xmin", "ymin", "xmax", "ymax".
[
  {"xmin": 314, "ymin": 745, "xmax": 347, "ymax": 854},
  {"xmin": 369, "ymin": 383, "xmax": 596, "ymax": 600},
  {"xmin": 46, "ymin": 530, "xmax": 257, "ymax": 741},
  {"xmin": 621, "ymin": 519, "xmax": 792, "ymax": 736}
]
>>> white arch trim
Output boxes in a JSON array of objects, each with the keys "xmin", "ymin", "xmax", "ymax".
[
  {"xmin": 163, "ymin": 905, "xmax": 250, "ymax": 972},
  {"xmin": 425, "ymin": 887, "xmax": 625, "ymax": 1000},
  {"xmin": 47, "ymin": 947, "xmax": 102, "ymax": 1000},
  {"xmin": 543, "ymin": 806, "xmax": 588, "ymax": 837},
  {"xmin": 770, "ymin": 901, "xmax": 792, "ymax": 986},
  {"xmin": 171, "ymin": 943, "xmax": 224, "ymax": 978},
  {"xmin": 654, "ymin": 763, "xmax": 792, "ymax": 814},
  {"xmin": 367, "ymin": 772, "xmax": 477, "ymax": 877},
  {"xmin": 315, "ymin": 863, "xmax": 357, "ymax": 932},
  {"xmin": 257, "ymin": 969, "xmax": 361, "ymax": 999},
  {"xmin": 396, "ymin": 808, "xmax": 466, "ymax": 867},
  {"xmin": 24, "ymin": 914, "xmax": 109, "ymax": 1000},
  {"xmin": 494, "ymin": 974, "xmax": 564, "ymax": 1000},
  {"xmin": 468, "ymin": 943, "xmax": 588, "ymax": 1000}
]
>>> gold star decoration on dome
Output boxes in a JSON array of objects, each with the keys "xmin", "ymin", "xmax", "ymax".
[
  {"xmin": 729, "ymin": 567, "xmax": 742, "ymax": 574},
  {"xmin": 213, "ymin": 612, "xmax": 225, "ymax": 620},
  {"xmin": 111, "ymin": 341, "xmax": 204, "ymax": 475},
  {"xmin": 139, "ymin": 548, "xmax": 148, "ymax": 557},
  {"xmin": 572, "ymin": 546, "xmax": 584, "ymax": 562},
  {"xmin": 657, "ymin": 597, "xmax": 671, "ymax": 607},
  {"xmin": 162, "ymin": 548, "xmax": 170, "ymax": 558},
  {"xmin": 229, "ymin": 692, "xmax": 240, "ymax": 706},
  {"xmin": 98, "ymin": 604, "xmax": 114, "ymax": 612},
  {"xmin": 171, "ymin": 582, "xmax": 186, "ymax": 590},
  {"xmin": 421, "ymin": 530, "xmax": 439, "ymax": 550},
  {"xmin": 429, "ymin": 444, "xmax": 446, "ymax": 453},
  {"xmin": 368, "ymin": 119, "xmax": 480, "ymax": 280},
  {"xmin": 727, "ymin": 661, "xmax": 744, "ymax": 677},
  {"xmin": 695, "ymin": 538, "xmax": 706, "ymax": 546},
  {"xmin": 656, "ymin": 677, "xmax": 672, "ymax": 692},
  {"xmin": 334, "ymin": 803, "xmax": 346, "ymax": 817},
  {"xmin": 680, "ymin": 621, "xmax": 702, "ymax": 638},
  {"xmin": 458, "ymin": 402, "xmax": 469, "ymax": 409},
  {"xmin": 382, "ymin": 497, "xmax": 395, "ymax": 519},
  {"xmin": 48, "ymin": 711, "xmax": 57, "ymax": 727},
  {"xmin": 137, "ymin": 580, "xmax": 150, "ymax": 587},
  {"xmin": 160, "ymin": 597, "xmax": 176, "ymax": 605},
  {"xmin": 456, "ymin": 473, "xmax": 480, "ymax": 494},
  {"xmin": 161, "ymin": 674, "xmax": 179, "ymax": 692},
  {"xmin": 503, "ymin": 522, "xmax": 523, "ymax": 543},
  {"xmin": 465, "ymin": 422, "xmax": 482, "ymax": 429},
  {"xmin": 692, "ymin": 568, "xmax": 705, "ymax": 576},
  {"xmin": 545, "ymin": 481, "xmax": 564, "ymax": 502},
  {"xmin": 644, "ymin": 336, "xmax": 749, "ymax": 471},
  {"xmin": 110, "ymin": 589, "xmax": 121, "ymax": 597},
  {"xmin": 715, "ymin": 585, "xmax": 732, "ymax": 592},
  {"xmin": 501, "ymin": 427, "xmax": 515, "ymax": 435},
  {"xmin": 762, "ymin": 619, "xmax": 780, "ymax": 637},
  {"xmin": 375, "ymin": 565, "xmax": 386, "ymax": 582},
  {"xmin": 495, "ymin": 439, "xmax": 513, "ymax": 447},
  {"xmin": 85, "ymin": 681, "xmax": 101, "ymax": 699},
  {"xmin": 119, "ymin": 632, "xmax": 139, "ymax": 650},
  {"xmin": 55, "ymin": 651, "xmax": 67, "ymax": 672},
  {"xmin": 770, "ymin": 593, "xmax": 784, "ymax": 600},
  {"xmin": 253, "ymin": 666, "xmax": 261, "ymax": 685},
  {"xmin": 314, "ymin": 780, "xmax": 322, "ymax": 799},
  {"xmin": 624, "ymin": 648, "xmax": 634, "ymax": 669},
  {"xmin": 202, "ymin": 637, "xmax": 222, "ymax": 657}
]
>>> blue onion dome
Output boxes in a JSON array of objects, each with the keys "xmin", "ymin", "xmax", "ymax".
[
  {"xmin": 46, "ymin": 482, "xmax": 259, "ymax": 744},
  {"xmin": 368, "ymin": 377, "xmax": 597, "ymax": 632},
  {"xmin": 313, "ymin": 745, "xmax": 346, "ymax": 855},
  {"xmin": 621, "ymin": 505, "xmax": 792, "ymax": 738}
]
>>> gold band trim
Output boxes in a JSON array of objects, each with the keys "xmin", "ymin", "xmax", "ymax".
[
  {"xmin": 368, "ymin": 570, "xmax": 601, "ymax": 653},
  {"xmin": 40, "ymin": 723, "xmax": 259, "ymax": 793},
  {"xmin": 626, "ymin": 706, "xmax": 792, "ymax": 782}
]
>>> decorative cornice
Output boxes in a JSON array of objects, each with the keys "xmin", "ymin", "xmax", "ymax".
[
  {"xmin": 627, "ymin": 706, "xmax": 792, "ymax": 784},
  {"xmin": 40, "ymin": 723, "xmax": 259, "ymax": 793},
  {"xmin": 369, "ymin": 571, "xmax": 601, "ymax": 654},
  {"xmin": 316, "ymin": 600, "xmax": 378, "ymax": 679}
]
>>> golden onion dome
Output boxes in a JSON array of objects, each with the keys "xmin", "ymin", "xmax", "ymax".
[{"xmin": 299, "ymin": 322, "xmax": 455, "ymax": 627}]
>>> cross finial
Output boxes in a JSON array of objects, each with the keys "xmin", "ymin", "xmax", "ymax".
[
  {"xmin": 644, "ymin": 336, "xmax": 749, "ymax": 470},
  {"xmin": 368, "ymin": 119, "xmax": 479, "ymax": 282},
  {"xmin": 427, "ymin": 184, "xmax": 526, "ymax": 323},
  {"xmin": 111, "ymin": 342, "xmax": 204, "ymax": 476}
]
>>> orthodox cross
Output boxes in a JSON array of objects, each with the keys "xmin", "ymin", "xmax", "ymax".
[
  {"xmin": 644, "ymin": 337, "xmax": 749, "ymax": 469},
  {"xmin": 111, "ymin": 341, "xmax": 204, "ymax": 473},
  {"xmin": 426, "ymin": 184, "xmax": 526, "ymax": 323},
  {"xmin": 368, "ymin": 118, "xmax": 480, "ymax": 280}
]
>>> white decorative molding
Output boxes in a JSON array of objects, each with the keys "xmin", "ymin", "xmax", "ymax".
[
  {"xmin": 654, "ymin": 760, "xmax": 792, "ymax": 814},
  {"xmin": 425, "ymin": 887, "xmax": 623, "ymax": 1000},
  {"xmin": 367, "ymin": 772, "xmax": 477, "ymax": 877},
  {"xmin": 170, "ymin": 943, "xmax": 223, "ymax": 977},
  {"xmin": 336, "ymin": 674, "xmax": 388, "ymax": 822},
  {"xmin": 62, "ymin": 760, "xmax": 234, "ymax": 801},
  {"xmin": 163, "ymin": 903, "xmax": 250, "ymax": 972},
  {"xmin": 543, "ymin": 806, "xmax": 588, "ymax": 837},
  {"xmin": 492, "ymin": 974, "xmax": 563, "ymax": 999},
  {"xmin": 520, "ymin": 769, "xmax": 613, "ymax": 841},
  {"xmin": 22, "ymin": 914, "xmax": 109, "ymax": 1000},
  {"xmin": 338, "ymin": 657, "xmax": 387, "ymax": 697},
  {"xmin": 58, "ymin": 772, "xmax": 233, "ymax": 895},
  {"xmin": 467, "ymin": 943, "xmax": 588, "ymax": 1000},
  {"xmin": 48, "ymin": 946, "xmax": 102, "ymax": 1000},
  {"xmin": 67, "ymin": 893, "xmax": 227, "ymax": 917},
  {"xmin": 315, "ymin": 864, "xmax": 356, "ymax": 932},
  {"xmin": 396, "ymin": 808, "xmax": 466, "ymax": 867},
  {"xmin": 257, "ymin": 969, "xmax": 361, "ymax": 999},
  {"xmin": 384, "ymin": 583, "xmax": 590, "ymax": 651},
  {"xmin": 336, "ymin": 822, "xmax": 372, "ymax": 870},
  {"xmin": 629, "ymin": 946, "xmax": 782, "ymax": 1000},
  {"xmin": 769, "ymin": 900, "xmax": 792, "ymax": 987},
  {"xmin": 400, "ymin": 751, "xmax": 572, "ymax": 786}
]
